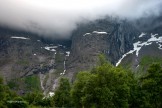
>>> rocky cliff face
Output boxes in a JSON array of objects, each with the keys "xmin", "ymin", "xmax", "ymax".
[
  {"xmin": 0, "ymin": 15, "xmax": 162, "ymax": 94},
  {"xmin": 66, "ymin": 18, "xmax": 140, "ymax": 80},
  {"xmin": 0, "ymin": 27, "xmax": 71, "ymax": 95},
  {"xmin": 66, "ymin": 15, "xmax": 162, "ymax": 80}
]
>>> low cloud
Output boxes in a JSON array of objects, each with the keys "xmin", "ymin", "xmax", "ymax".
[{"xmin": 0, "ymin": 0, "xmax": 161, "ymax": 39}]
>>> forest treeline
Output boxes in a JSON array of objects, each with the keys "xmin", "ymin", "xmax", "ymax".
[{"xmin": 0, "ymin": 56, "xmax": 162, "ymax": 108}]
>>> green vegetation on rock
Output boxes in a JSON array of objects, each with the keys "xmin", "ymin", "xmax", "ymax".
[
  {"xmin": 24, "ymin": 75, "xmax": 41, "ymax": 91},
  {"xmin": 140, "ymin": 56, "xmax": 162, "ymax": 67},
  {"xmin": 7, "ymin": 79, "xmax": 19, "ymax": 90}
]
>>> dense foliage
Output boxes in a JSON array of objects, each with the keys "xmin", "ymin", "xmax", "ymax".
[{"xmin": 0, "ymin": 58, "xmax": 162, "ymax": 108}]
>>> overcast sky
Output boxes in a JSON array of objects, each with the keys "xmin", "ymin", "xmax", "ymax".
[{"xmin": 0, "ymin": 0, "xmax": 162, "ymax": 39}]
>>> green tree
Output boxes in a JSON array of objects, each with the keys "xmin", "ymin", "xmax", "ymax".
[
  {"xmin": 0, "ymin": 77, "xmax": 8, "ymax": 108},
  {"xmin": 71, "ymin": 72, "xmax": 92, "ymax": 107},
  {"xmin": 127, "ymin": 71, "xmax": 147, "ymax": 108},
  {"xmin": 7, "ymin": 97, "xmax": 28, "ymax": 108},
  {"xmin": 40, "ymin": 97, "xmax": 54, "ymax": 107},
  {"xmin": 0, "ymin": 77, "xmax": 17, "ymax": 108},
  {"xmin": 53, "ymin": 77, "xmax": 71, "ymax": 107},
  {"xmin": 140, "ymin": 63, "xmax": 162, "ymax": 107},
  {"xmin": 98, "ymin": 54, "xmax": 108, "ymax": 65},
  {"xmin": 23, "ymin": 91, "xmax": 45, "ymax": 107},
  {"xmin": 72, "ymin": 63, "xmax": 131, "ymax": 108}
]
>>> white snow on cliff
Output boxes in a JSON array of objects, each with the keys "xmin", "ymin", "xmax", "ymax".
[
  {"xmin": 83, "ymin": 33, "xmax": 91, "ymax": 36},
  {"xmin": 66, "ymin": 51, "xmax": 70, "ymax": 56},
  {"xmin": 92, "ymin": 31, "xmax": 108, "ymax": 34},
  {"xmin": 11, "ymin": 36, "xmax": 30, "ymax": 40},
  {"xmin": 44, "ymin": 46, "xmax": 57, "ymax": 52},
  {"xmin": 83, "ymin": 31, "xmax": 108, "ymax": 36},
  {"xmin": 139, "ymin": 32, "xmax": 146, "ymax": 38},
  {"xmin": 116, "ymin": 33, "xmax": 162, "ymax": 66}
]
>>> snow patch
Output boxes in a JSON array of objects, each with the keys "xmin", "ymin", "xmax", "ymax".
[
  {"xmin": 83, "ymin": 33, "xmax": 91, "ymax": 36},
  {"xmin": 159, "ymin": 44, "xmax": 162, "ymax": 50},
  {"xmin": 43, "ymin": 92, "xmax": 55, "ymax": 99},
  {"xmin": 136, "ymin": 65, "xmax": 139, "ymax": 68},
  {"xmin": 83, "ymin": 31, "xmax": 108, "ymax": 36},
  {"xmin": 139, "ymin": 32, "xmax": 146, "ymax": 38},
  {"xmin": 48, "ymin": 92, "xmax": 54, "ymax": 97},
  {"xmin": 92, "ymin": 31, "xmax": 108, "ymax": 34},
  {"xmin": 11, "ymin": 36, "xmax": 30, "ymax": 40},
  {"xmin": 33, "ymin": 54, "xmax": 36, "ymax": 56},
  {"xmin": 64, "ymin": 70, "xmax": 66, "ymax": 74},
  {"xmin": 60, "ymin": 70, "xmax": 66, "ymax": 75},
  {"xmin": 116, "ymin": 33, "xmax": 162, "ymax": 66},
  {"xmin": 66, "ymin": 51, "xmax": 70, "ymax": 56},
  {"xmin": 115, "ymin": 50, "xmax": 135, "ymax": 66},
  {"xmin": 44, "ymin": 46, "xmax": 57, "ymax": 52}
]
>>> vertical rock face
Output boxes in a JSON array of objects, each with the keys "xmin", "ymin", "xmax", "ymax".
[
  {"xmin": 107, "ymin": 22, "xmax": 138, "ymax": 63},
  {"xmin": 66, "ymin": 18, "xmax": 140, "ymax": 80},
  {"xmin": 0, "ymin": 27, "xmax": 72, "ymax": 94},
  {"xmin": 0, "ymin": 16, "xmax": 161, "ymax": 93}
]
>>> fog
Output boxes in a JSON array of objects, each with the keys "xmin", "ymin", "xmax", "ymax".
[{"xmin": 0, "ymin": 0, "xmax": 162, "ymax": 39}]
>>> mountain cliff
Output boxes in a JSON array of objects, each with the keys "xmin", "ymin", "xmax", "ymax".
[
  {"xmin": 0, "ymin": 15, "xmax": 162, "ymax": 95},
  {"xmin": 0, "ymin": 27, "xmax": 71, "ymax": 95},
  {"xmin": 66, "ymin": 17, "xmax": 140, "ymax": 80}
]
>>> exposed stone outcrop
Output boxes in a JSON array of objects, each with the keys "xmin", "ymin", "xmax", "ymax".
[{"xmin": 66, "ymin": 18, "xmax": 140, "ymax": 81}]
